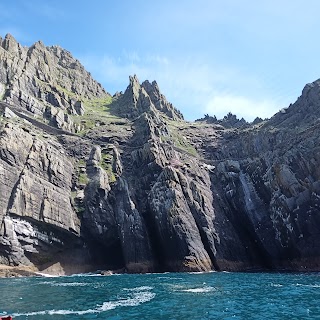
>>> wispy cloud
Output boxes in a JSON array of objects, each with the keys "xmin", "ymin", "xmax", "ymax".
[{"xmin": 204, "ymin": 95, "xmax": 278, "ymax": 121}]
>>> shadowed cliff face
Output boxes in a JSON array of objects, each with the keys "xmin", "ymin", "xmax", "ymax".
[{"xmin": 1, "ymin": 34, "xmax": 320, "ymax": 275}]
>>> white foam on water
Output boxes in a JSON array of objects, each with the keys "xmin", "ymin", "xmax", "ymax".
[
  {"xmin": 145, "ymin": 271, "xmax": 169, "ymax": 275},
  {"xmin": 12, "ymin": 285, "xmax": 156, "ymax": 317},
  {"xmin": 13, "ymin": 308, "xmax": 97, "ymax": 317},
  {"xmin": 13, "ymin": 311, "xmax": 47, "ymax": 317},
  {"xmin": 38, "ymin": 281, "xmax": 89, "ymax": 287},
  {"xmin": 70, "ymin": 273, "xmax": 102, "ymax": 277},
  {"xmin": 38, "ymin": 281, "xmax": 52, "ymax": 285},
  {"xmin": 34, "ymin": 272, "xmax": 60, "ymax": 277},
  {"xmin": 188, "ymin": 270, "xmax": 216, "ymax": 275},
  {"xmin": 100, "ymin": 291, "xmax": 156, "ymax": 311},
  {"xmin": 38, "ymin": 281, "xmax": 90, "ymax": 287},
  {"xmin": 181, "ymin": 286, "xmax": 216, "ymax": 293},
  {"xmin": 123, "ymin": 286, "xmax": 153, "ymax": 291},
  {"xmin": 98, "ymin": 302, "xmax": 117, "ymax": 311},
  {"xmin": 167, "ymin": 284, "xmax": 184, "ymax": 291},
  {"xmin": 50, "ymin": 282, "xmax": 89, "ymax": 287},
  {"xmin": 294, "ymin": 283, "xmax": 320, "ymax": 288},
  {"xmin": 271, "ymin": 283, "xmax": 283, "ymax": 287},
  {"xmin": 47, "ymin": 309, "xmax": 97, "ymax": 315}
]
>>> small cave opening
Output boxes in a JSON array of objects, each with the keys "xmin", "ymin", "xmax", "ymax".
[{"xmin": 84, "ymin": 236, "xmax": 126, "ymax": 271}]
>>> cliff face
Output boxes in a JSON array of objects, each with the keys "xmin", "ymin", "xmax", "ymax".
[
  {"xmin": 1, "ymin": 34, "xmax": 320, "ymax": 275},
  {"xmin": 0, "ymin": 33, "xmax": 109, "ymax": 132}
]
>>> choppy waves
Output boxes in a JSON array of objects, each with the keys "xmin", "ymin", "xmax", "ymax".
[
  {"xmin": 39, "ymin": 281, "xmax": 90, "ymax": 287},
  {"xmin": 3, "ymin": 272, "xmax": 320, "ymax": 319}
]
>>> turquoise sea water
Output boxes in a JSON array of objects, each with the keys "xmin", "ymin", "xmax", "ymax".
[{"xmin": 1, "ymin": 272, "xmax": 320, "ymax": 319}]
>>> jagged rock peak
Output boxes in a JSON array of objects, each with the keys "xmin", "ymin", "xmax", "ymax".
[
  {"xmin": 0, "ymin": 33, "xmax": 20, "ymax": 53},
  {"xmin": 30, "ymin": 40, "xmax": 46, "ymax": 51},
  {"xmin": 141, "ymin": 79, "xmax": 159, "ymax": 92},
  {"xmin": 114, "ymin": 74, "xmax": 183, "ymax": 120},
  {"xmin": 129, "ymin": 74, "xmax": 140, "ymax": 86},
  {"xmin": 196, "ymin": 112, "xmax": 248, "ymax": 128},
  {"xmin": 127, "ymin": 74, "xmax": 141, "ymax": 101},
  {"xmin": 141, "ymin": 79, "xmax": 184, "ymax": 120},
  {"xmin": 0, "ymin": 34, "xmax": 109, "ymax": 98},
  {"xmin": 0, "ymin": 33, "xmax": 110, "ymax": 132}
]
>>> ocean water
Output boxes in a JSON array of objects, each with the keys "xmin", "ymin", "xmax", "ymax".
[{"xmin": 1, "ymin": 272, "xmax": 320, "ymax": 319}]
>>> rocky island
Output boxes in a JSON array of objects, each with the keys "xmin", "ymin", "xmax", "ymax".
[{"xmin": 1, "ymin": 34, "xmax": 320, "ymax": 276}]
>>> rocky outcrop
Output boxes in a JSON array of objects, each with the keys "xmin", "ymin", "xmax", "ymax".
[
  {"xmin": 0, "ymin": 34, "xmax": 110, "ymax": 132},
  {"xmin": 1, "ymin": 35, "xmax": 320, "ymax": 275},
  {"xmin": 196, "ymin": 112, "xmax": 248, "ymax": 128},
  {"xmin": 112, "ymin": 75, "xmax": 183, "ymax": 121}
]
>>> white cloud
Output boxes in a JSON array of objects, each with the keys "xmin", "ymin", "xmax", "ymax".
[
  {"xmin": 204, "ymin": 95, "xmax": 279, "ymax": 121},
  {"xmin": 122, "ymin": 50, "xmax": 141, "ymax": 63}
]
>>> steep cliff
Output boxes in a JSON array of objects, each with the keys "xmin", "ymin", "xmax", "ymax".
[
  {"xmin": 1, "ymin": 34, "xmax": 320, "ymax": 275},
  {"xmin": 0, "ymin": 33, "xmax": 109, "ymax": 132}
]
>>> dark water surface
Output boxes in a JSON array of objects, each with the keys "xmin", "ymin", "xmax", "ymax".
[{"xmin": 1, "ymin": 272, "xmax": 320, "ymax": 319}]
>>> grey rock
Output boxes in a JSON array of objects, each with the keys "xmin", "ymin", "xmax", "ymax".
[
  {"xmin": 0, "ymin": 34, "xmax": 111, "ymax": 132},
  {"xmin": 112, "ymin": 75, "xmax": 183, "ymax": 120}
]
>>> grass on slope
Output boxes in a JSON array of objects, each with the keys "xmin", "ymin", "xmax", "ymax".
[
  {"xmin": 162, "ymin": 119, "xmax": 198, "ymax": 157},
  {"xmin": 71, "ymin": 96, "xmax": 124, "ymax": 132}
]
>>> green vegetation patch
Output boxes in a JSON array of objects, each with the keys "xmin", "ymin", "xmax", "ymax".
[
  {"xmin": 72, "ymin": 96, "xmax": 125, "ymax": 132},
  {"xmin": 55, "ymin": 84, "xmax": 79, "ymax": 100},
  {"xmin": 162, "ymin": 123, "xmax": 198, "ymax": 157},
  {"xmin": 78, "ymin": 172, "xmax": 89, "ymax": 184},
  {"xmin": 100, "ymin": 151, "xmax": 117, "ymax": 183},
  {"xmin": 78, "ymin": 159, "xmax": 86, "ymax": 166},
  {"xmin": 83, "ymin": 96, "xmax": 113, "ymax": 109}
]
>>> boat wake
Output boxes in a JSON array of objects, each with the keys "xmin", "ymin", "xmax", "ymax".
[
  {"xmin": 12, "ymin": 286, "xmax": 155, "ymax": 317},
  {"xmin": 294, "ymin": 283, "xmax": 320, "ymax": 288},
  {"xmin": 181, "ymin": 286, "xmax": 216, "ymax": 293},
  {"xmin": 100, "ymin": 291, "xmax": 155, "ymax": 311}
]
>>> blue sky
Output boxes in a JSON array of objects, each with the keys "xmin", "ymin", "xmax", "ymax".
[{"xmin": 1, "ymin": 0, "xmax": 320, "ymax": 121}]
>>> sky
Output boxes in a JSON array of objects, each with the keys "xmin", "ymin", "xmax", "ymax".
[{"xmin": 1, "ymin": 0, "xmax": 320, "ymax": 121}]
